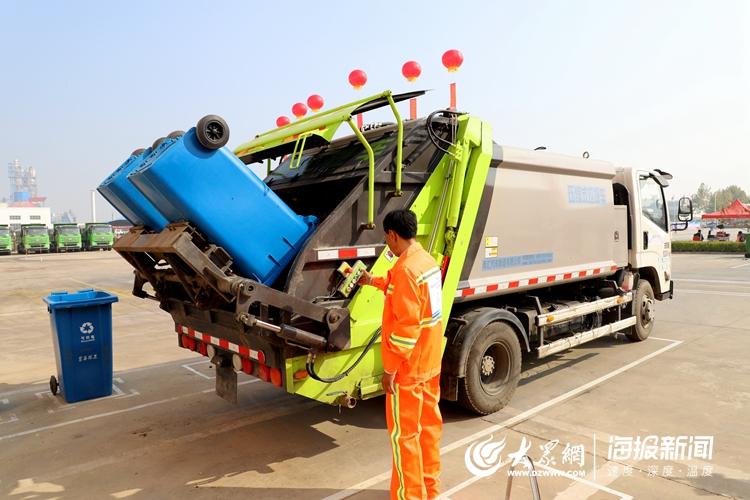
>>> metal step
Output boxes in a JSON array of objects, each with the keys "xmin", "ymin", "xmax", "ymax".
[
  {"xmin": 536, "ymin": 292, "xmax": 633, "ymax": 327},
  {"xmin": 537, "ymin": 316, "xmax": 637, "ymax": 358}
]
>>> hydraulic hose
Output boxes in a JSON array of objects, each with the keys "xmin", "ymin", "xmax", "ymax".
[
  {"xmin": 305, "ymin": 328, "xmax": 382, "ymax": 383},
  {"xmin": 426, "ymin": 109, "xmax": 463, "ymax": 154}
]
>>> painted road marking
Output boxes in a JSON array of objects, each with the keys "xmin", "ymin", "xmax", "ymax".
[
  {"xmin": 324, "ymin": 338, "xmax": 682, "ymax": 500},
  {"xmin": 0, "ymin": 398, "xmax": 18, "ymax": 425},
  {"xmin": 673, "ymin": 278, "xmax": 750, "ymax": 285},
  {"xmin": 182, "ymin": 360, "xmax": 215, "ymax": 380},
  {"xmin": 0, "ymin": 378, "xmax": 261, "ymax": 442},
  {"xmin": 679, "ymin": 289, "xmax": 750, "ymax": 297},
  {"xmin": 730, "ymin": 261, "xmax": 750, "ymax": 269}
]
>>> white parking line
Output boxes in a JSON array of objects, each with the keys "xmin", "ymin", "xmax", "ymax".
[
  {"xmin": 182, "ymin": 360, "xmax": 215, "ymax": 380},
  {"xmin": 679, "ymin": 289, "xmax": 750, "ymax": 297},
  {"xmin": 674, "ymin": 278, "xmax": 750, "ymax": 285},
  {"xmin": 324, "ymin": 338, "xmax": 682, "ymax": 500}
]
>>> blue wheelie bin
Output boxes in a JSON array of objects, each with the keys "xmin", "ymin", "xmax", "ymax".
[
  {"xmin": 97, "ymin": 146, "xmax": 170, "ymax": 231},
  {"xmin": 128, "ymin": 123, "xmax": 317, "ymax": 285},
  {"xmin": 43, "ymin": 289, "xmax": 118, "ymax": 403}
]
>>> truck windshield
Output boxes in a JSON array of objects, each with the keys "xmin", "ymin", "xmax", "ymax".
[
  {"xmin": 58, "ymin": 227, "xmax": 80, "ymax": 235},
  {"xmin": 26, "ymin": 227, "xmax": 47, "ymax": 236},
  {"xmin": 0, "ymin": 228, "xmax": 9, "ymax": 237},
  {"xmin": 91, "ymin": 225, "xmax": 112, "ymax": 232}
]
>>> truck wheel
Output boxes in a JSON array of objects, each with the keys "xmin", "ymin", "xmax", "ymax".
[
  {"xmin": 458, "ymin": 322, "xmax": 521, "ymax": 415},
  {"xmin": 195, "ymin": 115, "xmax": 229, "ymax": 150},
  {"xmin": 627, "ymin": 280, "xmax": 655, "ymax": 341}
]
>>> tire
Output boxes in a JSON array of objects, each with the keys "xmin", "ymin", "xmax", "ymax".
[
  {"xmin": 50, "ymin": 375, "xmax": 59, "ymax": 395},
  {"xmin": 131, "ymin": 148, "xmax": 147, "ymax": 156},
  {"xmin": 167, "ymin": 130, "xmax": 185, "ymax": 139},
  {"xmin": 195, "ymin": 114, "xmax": 229, "ymax": 150},
  {"xmin": 458, "ymin": 322, "xmax": 522, "ymax": 415},
  {"xmin": 627, "ymin": 279, "xmax": 655, "ymax": 341}
]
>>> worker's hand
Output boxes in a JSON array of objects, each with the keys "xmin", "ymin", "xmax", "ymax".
[
  {"xmin": 382, "ymin": 371, "xmax": 397, "ymax": 395},
  {"xmin": 357, "ymin": 269, "xmax": 373, "ymax": 286}
]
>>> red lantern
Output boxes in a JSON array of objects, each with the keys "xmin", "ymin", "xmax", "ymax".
[
  {"xmin": 292, "ymin": 102, "xmax": 308, "ymax": 118},
  {"xmin": 348, "ymin": 69, "xmax": 367, "ymax": 90},
  {"xmin": 442, "ymin": 49, "xmax": 464, "ymax": 72},
  {"xmin": 307, "ymin": 94, "xmax": 324, "ymax": 112},
  {"xmin": 276, "ymin": 115, "xmax": 291, "ymax": 127},
  {"xmin": 402, "ymin": 61, "xmax": 421, "ymax": 82}
]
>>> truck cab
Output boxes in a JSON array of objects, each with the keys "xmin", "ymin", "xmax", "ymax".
[
  {"xmin": 0, "ymin": 225, "xmax": 13, "ymax": 255},
  {"xmin": 53, "ymin": 224, "xmax": 83, "ymax": 252},
  {"xmin": 83, "ymin": 223, "xmax": 114, "ymax": 251},
  {"xmin": 18, "ymin": 224, "xmax": 50, "ymax": 254}
]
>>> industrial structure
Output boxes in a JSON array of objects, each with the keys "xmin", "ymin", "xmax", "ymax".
[{"xmin": 7, "ymin": 160, "xmax": 46, "ymax": 207}]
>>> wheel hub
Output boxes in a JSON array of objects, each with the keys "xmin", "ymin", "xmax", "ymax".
[
  {"xmin": 481, "ymin": 355, "xmax": 496, "ymax": 377},
  {"xmin": 641, "ymin": 297, "xmax": 655, "ymax": 324}
]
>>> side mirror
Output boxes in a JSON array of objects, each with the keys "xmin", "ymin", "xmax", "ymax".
[{"xmin": 677, "ymin": 197, "xmax": 693, "ymax": 223}]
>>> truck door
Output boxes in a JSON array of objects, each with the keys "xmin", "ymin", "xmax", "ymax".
[{"xmin": 636, "ymin": 172, "xmax": 671, "ymax": 293}]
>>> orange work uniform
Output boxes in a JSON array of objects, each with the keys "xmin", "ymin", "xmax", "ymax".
[{"xmin": 371, "ymin": 242, "xmax": 443, "ymax": 500}]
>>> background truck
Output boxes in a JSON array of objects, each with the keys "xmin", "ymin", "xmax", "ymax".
[
  {"xmin": 107, "ymin": 90, "xmax": 693, "ymax": 414},
  {"xmin": 82, "ymin": 223, "xmax": 114, "ymax": 251},
  {"xmin": 18, "ymin": 224, "xmax": 51, "ymax": 254},
  {"xmin": 0, "ymin": 225, "xmax": 13, "ymax": 255},
  {"xmin": 51, "ymin": 223, "xmax": 82, "ymax": 252}
]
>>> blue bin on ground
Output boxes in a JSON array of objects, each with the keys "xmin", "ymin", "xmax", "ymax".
[
  {"xmin": 43, "ymin": 289, "xmax": 118, "ymax": 403},
  {"xmin": 128, "ymin": 128, "xmax": 317, "ymax": 285},
  {"xmin": 97, "ymin": 147, "xmax": 170, "ymax": 231}
]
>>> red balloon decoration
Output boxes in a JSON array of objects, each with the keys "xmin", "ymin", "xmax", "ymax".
[
  {"xmin": 291, "ymin": 102, "xmax": 308, "ymax": 118},
  {"xmin": 276, "ymin": 115, "xmax": 291, "ymax": 127},
  {"xmin": 348, "ymin": 69, "xmax": 368, "ymax": 90},
  {"xmin": 307, "ymin": 94, "xmax": 324, "ymax": 112},
  {"xmin": 442, "ymin": 49, "xmax": 464, "ymax": 72},
  {"xmin": 402, "ymin": 61, "xmax": 422, "ymax": 82}
]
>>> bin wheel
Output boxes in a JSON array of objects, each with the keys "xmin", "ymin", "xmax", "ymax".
[
  {"xmin": 196, "ymin": 114, "xmax": 229, "ymax": 150},
  {"xmin": 131, "ymin": 148, "xmax": 147, "ymax": 156},
  {"xmin": 167, "ymin": 130, "xmax": 185, "ymax": 139},
  {"xmin": 152, "ymin": 137, "xmax": 167, "ymax": 150},
  {"xmin": 50, "ymin": 375, "xmax": 59, "ymax": 395}
]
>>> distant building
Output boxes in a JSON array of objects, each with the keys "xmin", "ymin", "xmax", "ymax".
[{"xmin": 0, "ymin": 205, "xmax": 52, "ymax": 230}]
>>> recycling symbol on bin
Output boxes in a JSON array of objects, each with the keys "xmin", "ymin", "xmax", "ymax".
[{"xmin": 79, "ymin": 322, "xmax": 95, "ymax": 335}]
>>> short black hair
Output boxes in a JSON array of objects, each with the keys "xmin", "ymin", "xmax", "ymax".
[{"xmin": 383, "ymin": 209, "xmax": 417, "ymax": 239}]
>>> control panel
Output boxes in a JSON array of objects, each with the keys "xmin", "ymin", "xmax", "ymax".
[{"xmin": 336, "ymin": 260, "xmax": 367, "ymax": 298}]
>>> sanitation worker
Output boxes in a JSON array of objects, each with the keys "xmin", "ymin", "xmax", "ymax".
[{"xmin": 357, "ymin": 209, "xmax": 444, "ymax": 500}]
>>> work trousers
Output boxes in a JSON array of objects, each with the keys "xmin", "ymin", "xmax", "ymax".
[{"xmin": 385, "ymin": 374, "xmax": 442, "ymax": 500}]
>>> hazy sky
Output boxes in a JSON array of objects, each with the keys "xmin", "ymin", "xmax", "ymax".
[{"xmin": 0, "ymin": 0, "xmax": 747, "ymax": 221}]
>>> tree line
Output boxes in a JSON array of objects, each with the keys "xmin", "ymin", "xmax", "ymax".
[{"xmin": 690, "ymin": 184, "xmax": 749, "ymax": 213}]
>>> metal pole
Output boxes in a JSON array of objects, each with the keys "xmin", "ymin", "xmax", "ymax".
[
  {"xmin": 449, "ymin": 82, "xmax": 457, "ymax": 110},
  {"xmin": 90, "ymin": 190, "xmax": 96, "ymax": 222}
]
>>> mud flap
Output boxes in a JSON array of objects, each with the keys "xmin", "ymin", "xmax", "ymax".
[{"xmin": 215, "ymin": 364, "xmax": 238, "ymax": 404}]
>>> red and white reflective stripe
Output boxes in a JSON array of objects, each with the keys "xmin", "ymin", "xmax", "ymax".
[
  {"xmin": 316, "ymin": 246, "xmax": 378, "ymax": 261},
  {"xmin": 456, "ymin": 265, "xmax": 619, "ymax": 298},
  {"xmin": 176, "ymin": 324, "xmax": 265, "ymax": 364}
]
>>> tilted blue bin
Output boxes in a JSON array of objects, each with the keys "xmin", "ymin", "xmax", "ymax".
[
  {"xmin": 44, "ymin": 289, "xmax": 118, "ymax": 403},
  {"xmin": 128, "ymin": 128, "xmax": 317, "ymax": 285},
  {"xmin": 97, "ymin": 147, "xmax": 170, "ymax": 231}
]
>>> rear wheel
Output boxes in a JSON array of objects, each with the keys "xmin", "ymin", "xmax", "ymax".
[
  {"xmin": 627, "ymin": 279, "xmax": 655, "ymax": 341},
  {"xmin": 50, "ymin": 375, "xmax": 59, "ymax": 395},
  {"xmin": 458, "ymin": 322, "xmax": 522, "ymax": 415}
]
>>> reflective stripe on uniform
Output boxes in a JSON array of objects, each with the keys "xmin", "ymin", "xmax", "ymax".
[
  {"xmin": 390, "ymin": 333, "xmax": 417, "ymax": 348},
  {"xmin": 416, "ymin": 267, "xmax": 441, "ymax": 284},
  {"xmin": 419, "ymin": 317, "xmax": 441, "ymax": 329},
  {"xmin": 389, "ymin": 388, "xmax": 406, "ymax": 500}
]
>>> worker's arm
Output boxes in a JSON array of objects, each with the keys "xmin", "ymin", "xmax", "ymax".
[
  {"xmin": 357, "ymin": 269, "xmax": 390, "ymax": 292},
  {"xmin": 381, "ymin": 269, "xmax": 422, "ymax": 374}
]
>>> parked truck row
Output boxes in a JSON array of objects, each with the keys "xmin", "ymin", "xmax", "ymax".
[
  {"xmin": 0, "ymin": 223, "xmax": 115, "ymax": 255},
  {"xmin": 99, "ymin": 90, "xmax": 694, "ymax": 415}
]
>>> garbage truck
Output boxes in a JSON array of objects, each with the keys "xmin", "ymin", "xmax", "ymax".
[
  {"xmin": 51, "ymin": 223, "xmax": 82, "ymax": 252},
  {"xmin": 18, "ymin": 224, "xmax": 51, "ymax": 254},
  {"xmin": 0, "ymin": 225, "xmax": 13, "ymax": 255},
  {"xmin": 82, "ymin": 223, "xmax": 114, "ymax": 251},
  {"xmin": 105, "ymin": 90, "xmax": 693, "ymax": 414}
]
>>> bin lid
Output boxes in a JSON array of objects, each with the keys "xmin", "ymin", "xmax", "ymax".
[{"xmin": 43, "ymin": 288, "xmax": 119, "ymax": 309}]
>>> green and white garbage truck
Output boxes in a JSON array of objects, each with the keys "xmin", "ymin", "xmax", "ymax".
[
  {"xmin": 18, "ymin": 224, "xmax": 51, "ymax": 254},
  {"xmin": 112, "ymin": 91, "xmax": 693, "ymax": 414},
  {"xmin": 83, "ymin": 223, "xmax": 114, "ymax": 251},
  {"xmin": 0, "ymin": 225, "xmax": 13, "ymax": 255},
  {"xmin": 52, "ymin": 223, "xmax": 82, "ymax": 252}
]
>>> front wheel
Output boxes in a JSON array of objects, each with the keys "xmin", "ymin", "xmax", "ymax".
[
  {"xmin": 458, "ymin": 322, "xmax": 522, "ymax": 415},
  {"xmin": 627, "ymin": 279, "xmax": 655, "ymax": 341}
]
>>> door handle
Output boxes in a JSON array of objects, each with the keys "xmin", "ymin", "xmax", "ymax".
[{"xmin": 643, "ymin": 231, "xmax": 649, "ymax": 250}]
